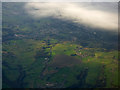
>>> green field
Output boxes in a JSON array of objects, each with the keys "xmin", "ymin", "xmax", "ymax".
[
  {"xmin": 2, "ymin": 39, "xmax": 119, "ymax": 88},
  {"xmin": 2, "ymin": 2, "xmax": 119, "ymax": 88}
]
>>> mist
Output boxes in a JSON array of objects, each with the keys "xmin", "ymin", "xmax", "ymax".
[{"xmin": 24, "ymin": 2, "xmax": 118, "ymax": 31}]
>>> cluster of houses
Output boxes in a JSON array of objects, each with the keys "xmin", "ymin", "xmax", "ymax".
[{"xmin": 14, "ymin": 34, "xmax": 25, "ymax": 38}]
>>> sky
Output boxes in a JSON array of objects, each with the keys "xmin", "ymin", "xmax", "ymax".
[{"xmin": 24, "ymin": 2, "xmax": 118, "ymax": 31}]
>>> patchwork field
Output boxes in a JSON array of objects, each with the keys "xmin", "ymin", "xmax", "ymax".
[
  {"xmin": 2, "ymin": 2, "xmax": 119, "ymax": 88},
  {"xmin": 2, "ymin": 39, "xmax": 119, "ymax": 88}
]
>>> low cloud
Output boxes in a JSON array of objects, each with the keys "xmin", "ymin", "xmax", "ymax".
[{"xmin": 24, "ymin": 2, "xmax": 118, "ymax": 31}]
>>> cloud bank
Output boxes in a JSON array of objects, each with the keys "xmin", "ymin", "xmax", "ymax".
[{"xmin": 24, "ymin": 2, "xmax": 118, "ymax": 31}]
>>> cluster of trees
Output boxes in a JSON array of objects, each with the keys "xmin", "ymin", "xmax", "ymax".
[{"xmin": 35, "ymin": 49, "xmax": 50, "ymax": 59}]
